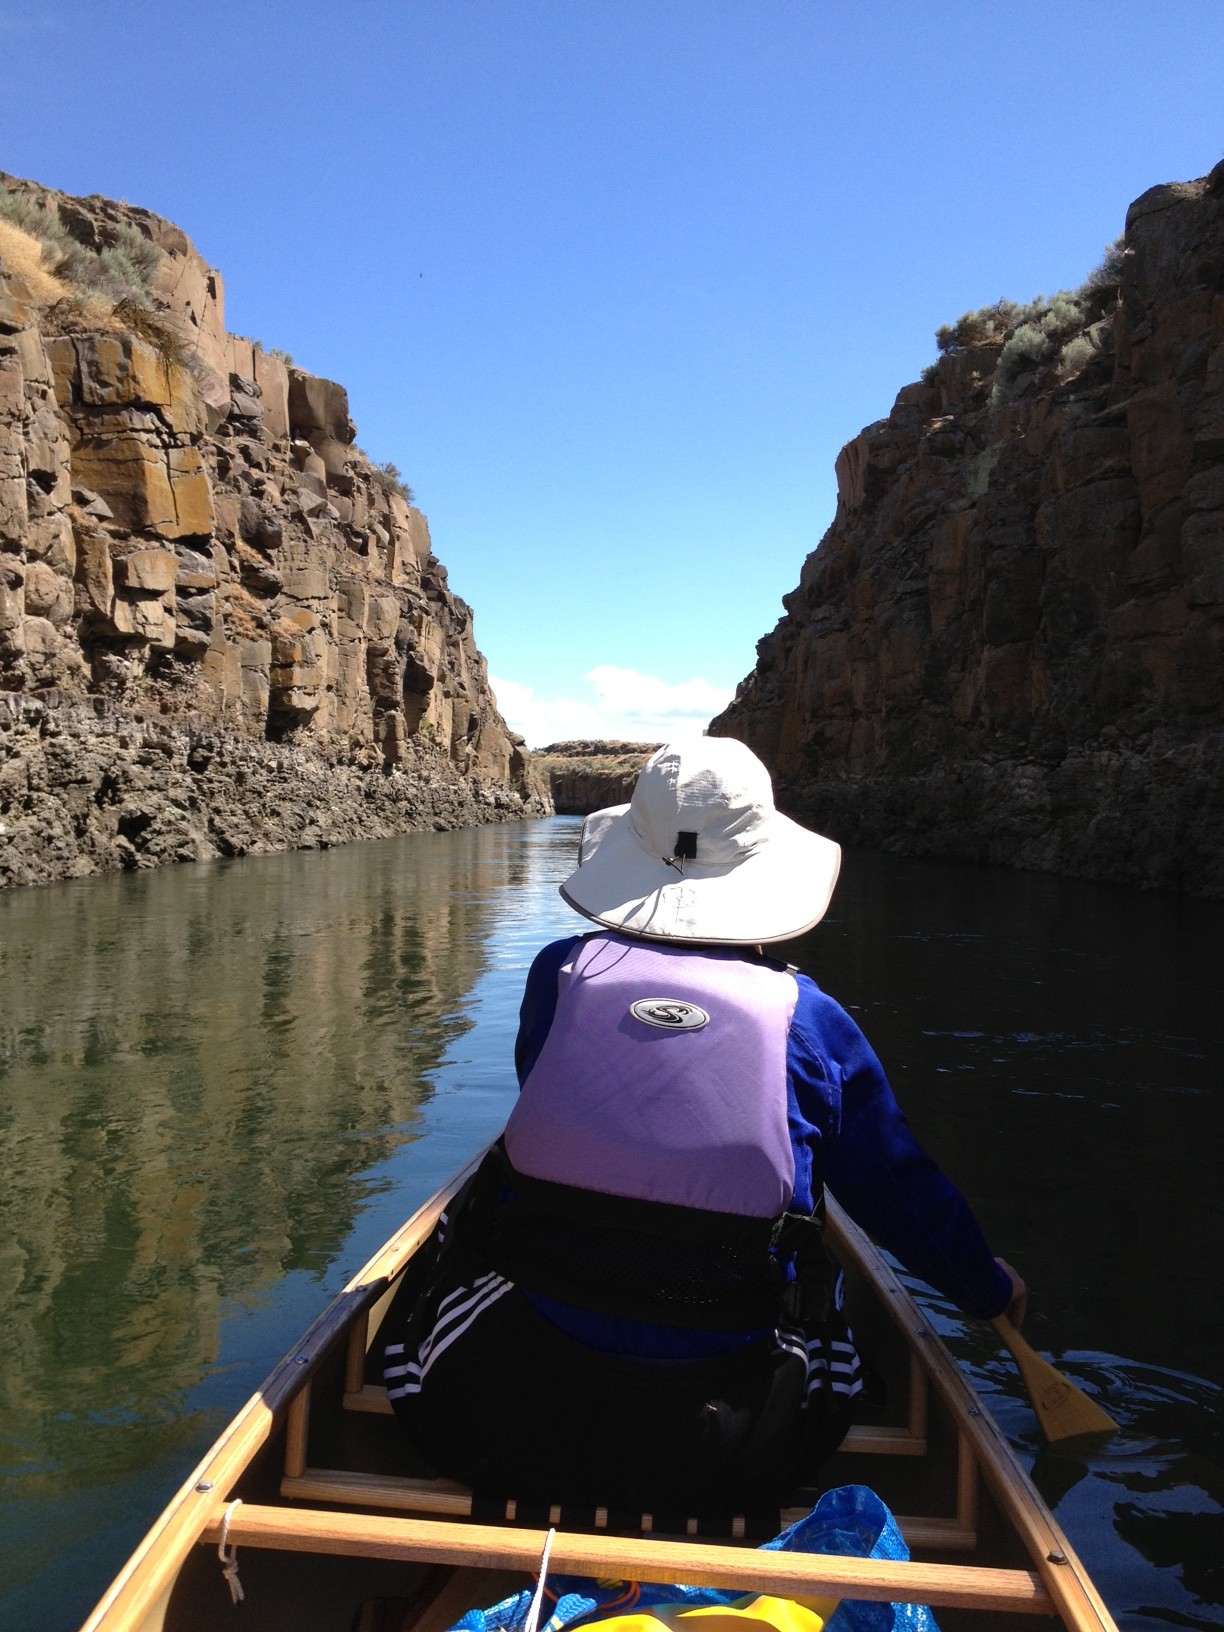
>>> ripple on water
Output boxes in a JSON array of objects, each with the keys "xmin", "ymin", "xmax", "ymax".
[{"xmin": 1, "ymin": 825, "xmax": 1222, "ymax": 1631}]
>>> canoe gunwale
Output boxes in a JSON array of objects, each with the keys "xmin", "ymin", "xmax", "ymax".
[
  {"xmin": 825, "ymin": 1199, "xmax": 1117, "ymax": 1632},
  {"xmin": 77, "ymin": 1145, "xmax": 1119, "ymax": 1632},
  {"xmin": 77, "ymin": 1152, "xmax": 486, "ymax": 1632}
]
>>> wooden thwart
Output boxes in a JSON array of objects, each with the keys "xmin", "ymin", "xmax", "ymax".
[{"xmin": 204, "ymin": 1503, "xmax": 1055, "ymax": 1615}]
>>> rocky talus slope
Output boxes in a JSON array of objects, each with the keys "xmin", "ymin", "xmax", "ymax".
[
  {"xmin": 712, "ymin": 163, "xmax": 1224, "ymax": 897},
  {"xmin": 534, "ymin": 740, "xmax": 661, "ymax": 814},
  {"xmin": 0, "ymin": 176, "xmax": 549, "ymax": 888}
]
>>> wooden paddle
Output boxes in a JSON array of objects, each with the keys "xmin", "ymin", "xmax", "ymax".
[{"xmin": 991, "ymin": 1316, "xmax": 1118, "ymax": 1442}]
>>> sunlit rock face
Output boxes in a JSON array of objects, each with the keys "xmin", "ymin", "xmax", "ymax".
[
  {"xmin": 712, "ymin": 162, "xmax": 1224, "ymax": 898},
  {"xmin": 0, "ymin": 174, "xmax": 549, "ymax": 888}
]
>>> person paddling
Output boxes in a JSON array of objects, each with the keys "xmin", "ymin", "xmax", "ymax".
[{"xmin": 380, "ymin": 737, "xmax": 1026, "ymax": 1512}]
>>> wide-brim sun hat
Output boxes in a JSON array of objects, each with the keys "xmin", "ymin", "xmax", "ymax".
[{"xmin": 559, "ymin": 737, "xmax": 841, "ymax": 945}]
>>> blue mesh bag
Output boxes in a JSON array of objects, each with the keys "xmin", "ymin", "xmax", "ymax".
[{"xmin": 448, "ymin": 1485, "xmax": 938, "ymax": 1632}]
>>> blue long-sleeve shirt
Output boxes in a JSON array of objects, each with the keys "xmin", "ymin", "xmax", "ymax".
[{"xmin": 514, "ymin": 936, "xmax": 1012, "ymax": 1349}]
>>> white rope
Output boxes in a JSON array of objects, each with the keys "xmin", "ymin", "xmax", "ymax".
[
  {"xmin": 521, "ymin": 1525, "xmax": 556, "ymax": 1632},
  {"xmin": 217, "ymin": 1498, "xmax": 245, "ymax": 1605}
]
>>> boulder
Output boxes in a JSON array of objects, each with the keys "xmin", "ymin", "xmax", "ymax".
[
  {"xmin": 287, "ymin": 370, "xmax": 354, "ymax": 445},
  {"xmin": 22, "ymin": 560, "xmax": 74, "ymax": 625},
  {"xmin": 116, "ymin": 549, "xmax": 178, "ymax": 594}
]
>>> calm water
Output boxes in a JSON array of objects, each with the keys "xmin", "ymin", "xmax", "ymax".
[{"xmin": 0, "ymin": 820, "xmax": 1220, "ymax": 1630}]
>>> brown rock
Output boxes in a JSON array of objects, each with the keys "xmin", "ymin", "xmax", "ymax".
[
  {"xmin": 252, "ymin": 349, "xmax": 289, "ymax": 442},
  {"xmin": 116, "ymin": 548, "xmax": 178, "ymax": 594},
  {"xmin": 1182, "ymin": 518, "xmax": 1224, "ymax": 607},
  {"xmin": 202, "ymin": 635, "xmax": 242, "ymax": 707},
  {"xmin": 70, "ymin": 433, "xmax": 177, "ymax": 533},
  {"xmin": 111, "ymin": 592, "xmax": 175, "ymax": 648},
  {"xmin": 74, "ymin": 524, "xmax": 114, "ymax": 617},
  {"xmin": 279, "ymin": 563, "xmax": 329, "ymax": 601},
  {"xmin": 166, "ymin": 445, "xmax": 214, "ymax": 537},
  {"xmin": 287, "ymin": 371, "xmax": 354, "ymax": 445},
  {"xmin": 366, "ymin": 594, "xmax": 400, "ymax": 643},
  {"xmin": 0, "ymin": 561, "xmax": 24, "ymax": 635},
  {"xmin": 0, "ymin": 287, "xmax": 32, "ymax": 335},
  {"xmin": 12, "ymin": 325, "xmax": 52, "ymax": 388},
  {"xmin": 534, "ymin": 741, "xmax": 660, "ymax": 814},
  {"xmin": 22, "ymin": 560, "xmax": 74, "ymax": 625}
]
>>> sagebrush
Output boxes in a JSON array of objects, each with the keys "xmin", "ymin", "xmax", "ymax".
[
  {"xmin": 930, "ymin": 237, "xmax": 1124, "ymax": 407},
  {"xmin": 0, "ymin": 187, "xmax": 161, "ymax": 307}
]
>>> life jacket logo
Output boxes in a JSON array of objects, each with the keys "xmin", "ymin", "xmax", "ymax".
[{"xmin": 629, "ymin": 998, "xmax": 710, "ymax": 1031}]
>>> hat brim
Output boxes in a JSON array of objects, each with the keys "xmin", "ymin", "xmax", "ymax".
[{"xmin": 560, "ymin": 804, "xmax": 841, "ymax": 945}]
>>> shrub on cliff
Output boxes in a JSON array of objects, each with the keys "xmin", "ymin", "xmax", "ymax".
[
  {"xmin": 111, "ymin": 296, "xmax": 190, "ymax": 367},
  {"xmin": 988, "ymin": 292, "xmax": 1089, "ymax": 406},
  {"xmin": 935, "ymin": 298, "xmax": 1023, "ymax": 353},
  {"xmin": 372, "ymin": 460, "xmax": 415, "ymax": 504},
  {"xmin": 931, "ymin": 239, "xmax": 1123, "ymax": 404},
  {"xmin": 0, "ymin": 187, "xmax": 160, "ymax": 307},
  {"xmin": 1082, "ymin": 237, "xmax": 1126, "ymax": 290}
]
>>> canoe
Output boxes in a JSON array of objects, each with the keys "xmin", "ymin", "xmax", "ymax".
[{"xmin": 80, "ymin": 1144, "xmax": 1119, "ymax": 1632}]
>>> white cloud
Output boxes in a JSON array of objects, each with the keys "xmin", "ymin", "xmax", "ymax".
[{"xmin": 491, "ymin": 666, "xmax": 735, "ymax": 749}]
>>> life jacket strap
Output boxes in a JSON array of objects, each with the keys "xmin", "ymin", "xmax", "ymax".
[{"xmin": 478, "ymin": 1141, "xmax": 832, "ymax": 1332}]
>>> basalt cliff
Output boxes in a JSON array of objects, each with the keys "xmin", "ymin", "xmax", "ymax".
[
  {"xmin": 534, "ymin": 740, "xmax": 660, "ymax": 814},
  {"xmin": 0, "ymin": 175, "xmax": 548, "ymax": 890},
  {"xmin": 712, "ymin": 163, "xmax": 1224, "ymax": 897}
]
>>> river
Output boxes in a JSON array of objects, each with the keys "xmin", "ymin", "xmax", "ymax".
[{"xmin": 0, "ymin": 819, "xmax": 1220, "ymax": 1630}]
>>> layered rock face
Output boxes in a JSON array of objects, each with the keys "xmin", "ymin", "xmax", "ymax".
[
  {"xmin": 712, "ymin": 164, "xmax": 1224, "ymax": 897},
  {"xmin": 534, "ymin": 740, "xmax": 660, "ymax": 814},
  {"xmin": 0, "ymin": 176, "xmax": 548, "ymax": 888}
]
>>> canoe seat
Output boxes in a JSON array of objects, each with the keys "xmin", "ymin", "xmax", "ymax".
[{"xmin": 274, "ymin": 1278, "xmax": 978, "ymax": 1553}]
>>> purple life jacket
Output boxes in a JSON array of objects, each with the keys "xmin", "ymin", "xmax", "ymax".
[{"xmin": 504, "ymin": 934, "xmax": 799, "ymax": 1219}]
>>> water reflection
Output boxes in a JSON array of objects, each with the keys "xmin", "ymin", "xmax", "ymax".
[
  {"xmin": 0, "ymin": 826, "xmax": 538, "ymax": 1513},
  {"xmin": 1, "ymin": 828, "xmax": 1222, "ymax": 1630}
]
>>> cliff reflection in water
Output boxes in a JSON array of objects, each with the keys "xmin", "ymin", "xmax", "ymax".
[{"xmin": 0, "ymin": 824, "xmax": 528, "ymax": 1502}]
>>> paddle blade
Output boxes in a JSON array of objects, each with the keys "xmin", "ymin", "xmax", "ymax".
[{"xmin": 991, "ymin": 1317, "xmax": 1119, "ymax": 1443}]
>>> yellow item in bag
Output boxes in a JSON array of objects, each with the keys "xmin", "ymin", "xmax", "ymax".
[{"xmin": 567, "ymin": 1591, "xmax": 840, "ymax": 1632}]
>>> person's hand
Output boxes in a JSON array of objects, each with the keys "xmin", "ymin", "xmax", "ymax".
[{"xmin": 995, "ymin": 1258, "xmax": 1028, "ymax": 1330}]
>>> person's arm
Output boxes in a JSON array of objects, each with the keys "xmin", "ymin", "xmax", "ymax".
[
  {"xmin": 788, "ymin": 978, "xmax": 1017, "ymax": 1321},
  {"xmin": 514, "ymin": 936, "xmax": 581, "ymax": 1085}
]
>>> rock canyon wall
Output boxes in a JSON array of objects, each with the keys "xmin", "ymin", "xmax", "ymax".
[
  {"xmin": 0, "ymin": 175, "xmax": 548, "ymax": 889},
  {"xmin": 534, "ymin": 740, "xmax": 660, "ymax": 814},
  {"xmin": 712, "ymin": 163, "xmax": 1224, "ymax": 897}
]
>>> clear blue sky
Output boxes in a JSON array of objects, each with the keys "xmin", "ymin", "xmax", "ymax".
[{"xmin": 2, "ymin": 1, "xmax": 1222, "ymax": 743}]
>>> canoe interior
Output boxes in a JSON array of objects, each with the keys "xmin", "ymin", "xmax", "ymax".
[{"xmin": 84, "ymin": 1165, "xmax": 1113, "ymax": 1632}]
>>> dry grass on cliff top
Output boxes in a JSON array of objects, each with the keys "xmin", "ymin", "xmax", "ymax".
[
  {"xmin": 538, "ymin": 740, "xmax": 662, "ymax": 759},
  {"xmin": 0, "ymin": 218, "xmax": 163, "ymax": 347},
  {"xmin": 534, "ymin": 742, "xmax": 661, "ymax": 779},
  {"xmin": 0, "ymin": 218, "xmax": 69, "ymax": 304}
]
